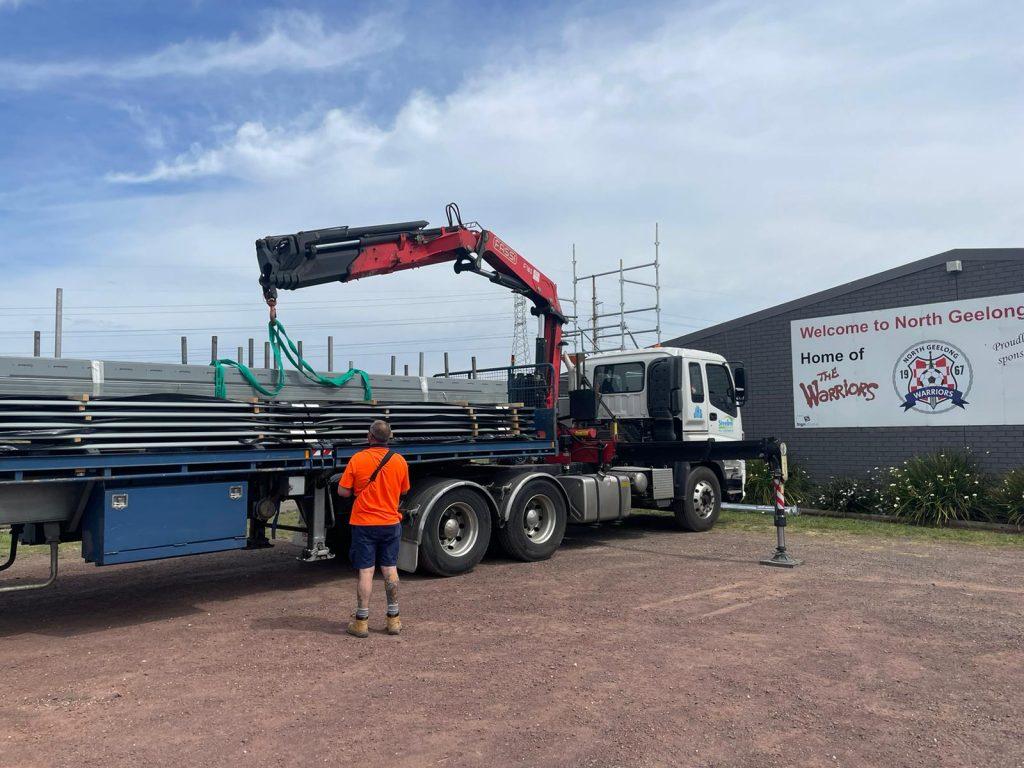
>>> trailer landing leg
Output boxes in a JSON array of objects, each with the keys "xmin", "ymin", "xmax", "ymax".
[{"xmin": 299, "ymin": 486, "xmax": 335, "ymax": 563}]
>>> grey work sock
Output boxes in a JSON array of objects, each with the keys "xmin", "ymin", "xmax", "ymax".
[
  {"xmin": 387, "ymin": 603, "xmax": 399, "ymax": 617},
  {"xmin": 355, "ymin": 607, "xmax": 369, "ymax": 620}
]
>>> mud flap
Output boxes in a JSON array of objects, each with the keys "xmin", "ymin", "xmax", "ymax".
[{"xmin": 397, "ymin": 537, "xmax": 418, "ymax": 573}]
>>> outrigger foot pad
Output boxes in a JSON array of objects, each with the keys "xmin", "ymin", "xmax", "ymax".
[{"xmin": 760, "ymin": 549, "xmax": 802, "ymax": 568}]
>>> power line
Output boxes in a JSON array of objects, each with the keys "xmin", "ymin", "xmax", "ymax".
[
  {"xmin": 0, "ymin": 291, "xmax": 512, "ymax": 316},
  {"xmin": 0, "ymin": 313, "xmax": 510, "ymax": 338}
]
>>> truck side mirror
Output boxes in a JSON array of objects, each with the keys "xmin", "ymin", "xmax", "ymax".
[{"xmin": 733, "ymin": 367, "xmax": 747, "ymax": 406}]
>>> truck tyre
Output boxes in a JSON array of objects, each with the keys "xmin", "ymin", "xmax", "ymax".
[
  {"xmin": 325, "ymin": 489, "xmax": 352, "ymax": 561},
  {"xmin": 418, "ymin": 488, "xmax": 492, "ymax": 577},
  {"xmin": 673, "ymin": 466, "xmax": 721, "ymax": 532},
  {"xmin": 496, "ymin": 479, "xmax": 567, "ymax": 562},
  {"xmin": 325, "ymin": 521, "xmax": 352, "ymax": 562}
]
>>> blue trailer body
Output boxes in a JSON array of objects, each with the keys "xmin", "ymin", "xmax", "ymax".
[
  {"xmin": 0, "ymin": 439, "xmax": 555, "ymax": 486},
  {"xmin": 0, "ymin": 428, "xmax": 561, "ymax": 581},
  {"xmin": 0, "ymin": 438, "xmax": 558, "ymax": 569}
]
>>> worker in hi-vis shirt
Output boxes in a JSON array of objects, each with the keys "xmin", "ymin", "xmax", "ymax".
[{"xmin": 338, "ymin": 420, "xmax": 410, "ymax": 638}]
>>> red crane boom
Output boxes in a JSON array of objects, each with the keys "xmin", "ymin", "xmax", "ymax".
[{"xmin": 256, "ymin": 209, "xmax": 566, "ymax": 408}]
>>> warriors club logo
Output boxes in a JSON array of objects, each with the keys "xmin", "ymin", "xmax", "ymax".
[{"xmin": 892, "ymin": 341, "xmax": 972, "ymax": 413}]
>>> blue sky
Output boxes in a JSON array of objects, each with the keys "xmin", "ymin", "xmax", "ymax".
[{"xmin": 0, "ymin": 0, "xmax": 1021, "ymax": 369}]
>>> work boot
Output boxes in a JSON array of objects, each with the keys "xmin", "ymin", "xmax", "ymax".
[
  {"xmin": 346, "ymin": 613, "xmax": 369, "ymax": 638},
  {"xmin": 386, "ymin": 614, "xmax": 402, "ymax": 636}
]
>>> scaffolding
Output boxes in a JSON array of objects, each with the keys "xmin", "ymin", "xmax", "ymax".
[{"xmin": 563, "ymin": 224, "xmax": 662, "ymax": 355}]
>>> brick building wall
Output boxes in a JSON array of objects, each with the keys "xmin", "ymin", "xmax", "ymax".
[{"xmin": 666, "ymin": 250, "xmax": 1024, "ymax": 481}]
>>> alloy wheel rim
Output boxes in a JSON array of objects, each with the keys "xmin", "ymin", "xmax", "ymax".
[
  {"xmin": 437, "ymin": 501, "xmax": 478, "ymax": 556},
  {"xmin": 692, "ymin": 480, "xmax": 717, "ymax": 519},
  {"xmin": 522, "ymin": 494, "xmax": 557, "ymax": 544}
]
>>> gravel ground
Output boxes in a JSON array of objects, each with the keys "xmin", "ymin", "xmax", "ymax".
[{"xmin": 0, "ymin": 514, "xmax": 1021, "ymax": 768}]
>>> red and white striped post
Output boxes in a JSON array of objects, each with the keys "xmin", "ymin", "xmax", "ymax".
[
  {"xmin": 761, "ymin": 442, "xmax": 801, "ymax": 568},
  {"xmin": 774, "ymin": 477, "xmax": 786, "ymax": 510}
]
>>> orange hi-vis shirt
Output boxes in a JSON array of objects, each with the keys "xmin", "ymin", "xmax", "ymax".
[{"xmin": 339, "ymin": 446, "xmax": 410, "ymax": 526}]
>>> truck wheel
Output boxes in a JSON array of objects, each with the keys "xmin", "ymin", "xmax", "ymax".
[
  {"xmin": 673, "ymin": 467, "xmax": 721, "ymax": 532},
  {"xmin": 419, "ymin": 488, "xmax": 492, "ymax": 577},
  {"xmin": 497, "ymin": 479, "xmax": 567, "ymax": 562}
]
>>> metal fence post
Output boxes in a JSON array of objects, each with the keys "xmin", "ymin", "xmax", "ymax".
[
  {"xmin": 54, "ymin": 288, "xmax": 62, "ymax": 359},
  {"xmin": 264, "ymin": 341, "xmax": 271, "ymax": 369},
  {"xmin": 33, "ymin": 331, "xmax": 41, "ymax": 357},
  {"xmin": 443, "ymin": 352, "xmax": 450, "ymax": 377},
  {"xmin": 211, "ymin": 335, "xmax": 218, "ymax": 362},
  {"xmin": 248, "ymin": 338, "xmax": 254, "ymax": 367},
  {"xmin": 327, "ymin": 336, "xmax": 334, "ymax": 372},
  {"xmin": 418, "ymin": 352, "xmax": 425, "ymax": 377},
  {"xmin": 181, "ymin": 336, "xmax": 187, "ymax": 364},
  {"xmin": 390, "ymin": 356, "xmax": 396, "ymax": 375}
]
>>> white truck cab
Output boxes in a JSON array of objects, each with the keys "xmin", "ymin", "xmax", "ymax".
[
  {"xmin": 585, "ymin": 347, "xmax": 743, "ymax": 440},
  {"xmin": 566, "ymin": 346, "xmax": 748, "ymax": 503}
]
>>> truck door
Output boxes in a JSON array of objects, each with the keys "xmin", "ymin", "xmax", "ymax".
[
  {"xmin": 704, "ymin": 362, "xmax": 740, "ymax": 440},
  {"xmin": 646, "ymin": 357, "xmax": 679, "ymax": 441},
  {"xmin": 683, "ymin": 361, "xmax": 709, "ymax": 435}
]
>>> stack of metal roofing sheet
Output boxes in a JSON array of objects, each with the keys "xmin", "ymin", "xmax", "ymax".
[
  {"xmin": 0, "ymin": 357, "xmax": 534, "ymax": 454},
  {"xmin": 0, "ymin": 356, "xmax": 507, "ymax": 403},
  {"xmin": 0, "ymin": 394, "xmax": 532, "ymax": 452}
]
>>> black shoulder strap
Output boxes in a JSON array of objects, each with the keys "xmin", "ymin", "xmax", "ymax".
[{"xmin": 366, "ymin": 450, "xmax": 396, "ymax": 486}]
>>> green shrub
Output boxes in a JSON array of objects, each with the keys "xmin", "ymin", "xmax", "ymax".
[
  {"xmin": 877, "ymin": 451, "xmax": 990, "ymax": 526},
  {"xmin": 992, "ymin": 468, "xmax": 1024, "ymax": 526},
  {"xmin": 743, "ymin": 460, "xmax": 812, "ymax": 506},
  {"xmin": 812, "ymin": 476, "xmax": 880, "ymax": 515}
]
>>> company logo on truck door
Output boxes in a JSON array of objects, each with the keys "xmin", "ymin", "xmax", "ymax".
[{"xmin": 893, "ymin": 341, "xmax": 972, "ymax": 413}]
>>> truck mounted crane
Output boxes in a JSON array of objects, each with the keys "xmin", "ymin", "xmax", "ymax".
[{"xmin": 256, "ymin": 203, "xmax": 565, "ymax": 406}]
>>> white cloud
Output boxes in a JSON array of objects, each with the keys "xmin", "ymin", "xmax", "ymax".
[
  {"xmin": 106, "ymin": 112, "xmax": 387, "ymax": 184},
  {"xmin": 0, "ymin": 11, "xmax": 401, "ymax": 87},
  {"xmin": 5, "ymin": 0, "xmax": 1024, "ymax": 365}
]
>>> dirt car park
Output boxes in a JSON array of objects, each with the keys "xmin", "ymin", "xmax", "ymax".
[{"xmin": 1, "ymin": 512, "xmax": 1022, "ymax": 768}]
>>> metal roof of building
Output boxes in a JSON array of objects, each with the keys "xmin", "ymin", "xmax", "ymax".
[{"xmin": 666, "ymin": 247, "xmax": 1024, "ymax": 344}]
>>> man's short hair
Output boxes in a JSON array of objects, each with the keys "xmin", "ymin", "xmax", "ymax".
[{"xmin": 368, "ymin": 420, "xmax": 392, "ymax": 444}]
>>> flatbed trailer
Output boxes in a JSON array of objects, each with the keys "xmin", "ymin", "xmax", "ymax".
[{"xmin": 0, "ymin": 433, "xmax": 558, "ymax": 585}]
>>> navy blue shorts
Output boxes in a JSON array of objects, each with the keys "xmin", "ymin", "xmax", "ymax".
[{"xmin": 349, "ymin": 523, "xmax": 402, "ymax": 569}]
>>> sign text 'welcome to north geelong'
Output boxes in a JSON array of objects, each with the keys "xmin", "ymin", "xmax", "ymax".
[{"xmin": 791, "ymin": 292, "xmax": 1024, "ymax": 428}]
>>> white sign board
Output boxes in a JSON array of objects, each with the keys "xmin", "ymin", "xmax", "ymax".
[{"xmin": 791, "ymin": 292, "xmax": 1024, "ymax": 428}]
